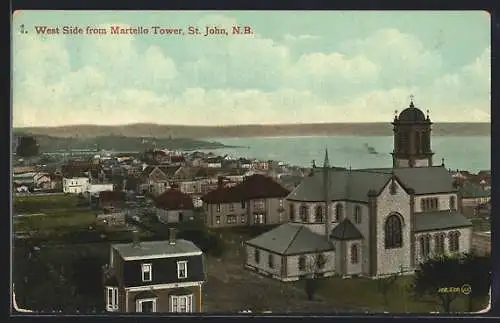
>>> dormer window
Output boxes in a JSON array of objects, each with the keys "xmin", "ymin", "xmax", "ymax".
[
  {"xmin": 141, "ymin": 263, "xmax": 152, "ymax": 282},
  {"xmin": 177, "ymin": 261, "xmax": 188, "ymax": 279}
]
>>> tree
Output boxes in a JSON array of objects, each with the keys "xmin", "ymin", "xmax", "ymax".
[
  {"xmin": 410, "ymin": 255, "xmax": 463, "ymax": 313},
  {"xmin": 304, "ymin": 251, "xmax": 328, "ymax": 301},
  {"xmin": 16, "ymin": 136, "xmax": 40, "ymax": 161},
  {"xmin": 461, "ymin": 253, "xmax": 491, "ymax": 312}
]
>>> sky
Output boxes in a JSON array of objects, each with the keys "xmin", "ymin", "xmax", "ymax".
[{"xmin": 12, "ymin": 11, "xmax": 491, "ymax": 127}]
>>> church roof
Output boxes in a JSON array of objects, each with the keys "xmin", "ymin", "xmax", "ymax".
[
  {"xmin": 396, "ymin": 100, "xmax": 429, "ymax": 123},
  {"xmin": 329, "ymin": 219, "xmax": 363, "ymax": 240},
  {"xmin": 287, "ymin": 166, "xmax": 456, "ymax": 202},
  {"xmin": 414, "ymin": 211, "xmax": 472, "ymax": 232},
  {"xmin": 246, "ymin": 223, "xmax": 334, "ymax": 255}
]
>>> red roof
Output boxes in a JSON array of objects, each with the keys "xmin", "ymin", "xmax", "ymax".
[
  {"xmin": 155, "ymin": 189, "xmax": 194, "ymax": 210},
  {"xmin": 99, "ymin": 190, "xmax": 126, "ymax": 202},
  {"xmin": 201, "ymin": 174, "xmax": 290, "ymax": 203},
  {"xmin": 170, "ymin": 155, "xmax": 185, "ymax": 163}
]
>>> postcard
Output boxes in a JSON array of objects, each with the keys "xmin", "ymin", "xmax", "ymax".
[{"xmin": 12, "ymin": 10, "xmax": 491, "ymax": 315}]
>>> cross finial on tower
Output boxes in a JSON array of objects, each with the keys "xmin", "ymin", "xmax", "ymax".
[
  {"xmin": 323, "ymin": 148, "xmax": 330, "ymax": 168},
  {"xmin": 409, "ymin": 94, "xmax": 415, "ymax": 107}
]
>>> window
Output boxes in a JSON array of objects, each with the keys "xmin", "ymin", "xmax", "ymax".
[
  {"xmin": 335, "ymin": 204, "xmax": 343, "ymax": 221},
  {"xmin": 268, "ymin": 254, "xmax": 274, "ymax": 268},
  {"xmin": 449, "ymin": 196, "xmax": 456, "ymax": 210},
  {"xmin": 384, "ymin": 214, "xmax": 403, "ymax": 249},
  {"xmin": 421, "ymin": 197, "xmax": 439, "ymax": 211},
  {"xmin": 354, "ymin": 205, "xmax": 362, "ymax": 224},
  {"xmin": 226, "ymin": 215, "xmax": 237, "ymax": 224},
  {"xmin": 298, "ymin": 256, "xmax": 306, "ymax": 271},
  {"xmin": 137, "ymin": 298, "xmax": 157, "ymax": 312},
  {"xmin": 350, "ymin": 244, "xmax": 359, "ymax": 264},
  {"xmin": 289, "ymin": 204, "xmax": 295, "ymax": 221},
  {"xmin": 299, "ymin": 204, "xmax": 309, "ymax": 222},
  {"xmin": 229, "ymin": 203, "xmax": 234, "ymax": 212},
  {"xmin": 241, "ymin": 214, "xmax": 246, "ymax": 223},
  {"xmin": 390, "ymin": 181, "xmax": 397, "ymax": 195},
  {"xmin": 419, "ymin": 235, "xmax": 431, "ymax": 259},
  {"xmin": 170, "ymin": 295, "xmax": 193, "ymax": 313},
  {"xmin": 215, "ymin": 216, "xmax": 221, "ymax": 224},
  {"xmin": 279, "ymin": 199, "xmax": 284, "ymax": 208},
  {"xmin": 316, "ymin": 253, "xmax": 326, "ymax": 269},
  {"xmin": 216, "ymin": 204, "xmax": 221, "ymax": 212},
  {"xmin": 434, "ymin": 233, "xmax": 445, "ymax": 255},
  {"xmin": 254, "ymin": 213, "xmax": 264, "ymax": 224},
  {"xmin": 106, "ymin": 287, "xmax": 118, "ymax": 311},
  {"xmin": 314, "ymin": 206, "xmax": 323, "ymax": 223},
  {"xmin": 141, "ymin": 263, "xmax": 152, "ymax": 282},
  {"xmin": 448, "ymin": 231, "xmax": 460, "ymax": 253},
  {"xmin": 177, "ymin": 261, "xmax": 188, "ymax": 279},
  {"xmin": 254, "ymin": 249, "xmax": 260, "ymax": 263},
  {"xmin": 253, "ymin": 200, "xmax": 265, "ymax": 209},
  {"xmin": 241, "ymin": 201, "xmax": 246, "ymax": 209}
]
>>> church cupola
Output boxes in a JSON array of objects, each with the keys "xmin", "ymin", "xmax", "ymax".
[{"xmin": 391, "ymin": 96, "xmax": 434, "ymax": 168}]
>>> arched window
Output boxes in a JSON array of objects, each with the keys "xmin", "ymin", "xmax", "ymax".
[
  {"xmin": 315, "ymin": 205, "xmax": 323, "ymax": 223},
  {"xmin": 299, "ymin": 204, "xmax": 309, "ymax": 222},
  {"xmin": 350, "ymin": 244, "xmax": 359, "ymax": 264},
  {"xmin": 448, "ymin": 231, "xmax": 460, "ymax": 253},
  {"xmin": 449, "ymin": 196, "xmax": 456, "ymax": 210},
  {"xmin": 335, "ymin": 203, "xmax": 343, "ymax": 222},
  {"xmin": 419, "ymin": 234, "xmax": 431, "ymax": 259},
  {"xmin": 384, "ymin": 214, "xmax": 403, "ymax": 249},
  {"xmin": 434, "ymin": 233, "xmax": 445, "ymax": 255},
  {"xmin": 289, "ymin": 204, "xmax": 295, "ymax": 221},
  {"xmin": 354, "ymin": 205, "xmax": 362, "ymax": 224},
  {"xmin": 415, "ymin": 132, "xmax": 421, "ymax": 153}
]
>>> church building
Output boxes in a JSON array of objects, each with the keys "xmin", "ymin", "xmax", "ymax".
[{"xmin": 244, "ymin": 99, "xmax": 473, "ymax": 281}]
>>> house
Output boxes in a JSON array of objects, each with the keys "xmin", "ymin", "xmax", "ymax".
[
  {"xmin": 155, "ymin": 189, "xmax": 195, "ymax": 223},
  {"xmin": 12, "ymin": 172, "xmax": 51, "ymax": 189},
  {"xmin": 237, "ymin": 158, "xmax": 253, "ymax": 169},
  {"xmin": 201, "ymin": 174, "xmax": 290, "ymax": 228},
  {"xmin": 472, "ymin": 231, "xmax": 491, "ymax": 256},
  {"xmin": 177, "ymin": 180, "xmax": 199, "ymax": 195},
  {"xmin": 49, "ymin": 174, "xmax": 63, "ymax": 191},
  {"xmin": 205, "ymin": 156, "xmax": 224, "ymax": 168},
  {"xmin": 102, "ymin": 230, "xmax": 206, "ymax": 313},
  {"xmin": 87, "ymin": 183, "xmax": 115, "ymax": 195},
  {"xmin": 63, "ymin": 177, "xmax": 90, "ymax": 194},
  {"xmin": 245, "ymin": 99, "xmax": 473, "ymax": 281},
  {"xmin": 141, "ymin": 165, "xmax": 182, "ymax": 196},
  {"xmin": 13, "ymin": 166, "xmax": 37, "ymax": 175},
  {"xmin": 458, "ymin": 181, "xmax": 491, "ymax": 209}
]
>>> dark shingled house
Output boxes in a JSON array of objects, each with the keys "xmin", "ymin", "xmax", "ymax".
[{"xmin": 103, "ymin": 229, "xmax": 206, "ymax": 313}]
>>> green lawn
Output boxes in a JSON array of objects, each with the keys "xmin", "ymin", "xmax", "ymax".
[
  {"xmin": 294, "ymin": 275, "xmax": 489, "ymax": 313},
  {"xmin": 14, "ymin": 194, "xmax": 81, "ymax": 213},
  {"xmin": 14, "ymin": 210, "xmax": 97, "ymax": 233}
]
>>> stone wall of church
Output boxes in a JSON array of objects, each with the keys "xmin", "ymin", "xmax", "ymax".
[
  {"xmin": 414, "ymin": 227, "xmax": 472, "ymax": 264},
  {"xmin": 375, "ymin": 179, "xmax": 412, "ymax": 276},
  {"xmin": 395, "ymin": 159, "xmax": 410, "ymax": 168},
  {"xmin": 346, "ymin": 240, "xmax": 363, "ymax": 275},
  {"xmin": 414, "ymin": 193, "xmax": 458, "ymax": 213},
  {"xmin": 414, "ymin": 159, "xmax": 430, "ymax": 167}
]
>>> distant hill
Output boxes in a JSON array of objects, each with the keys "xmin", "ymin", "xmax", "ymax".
[
  {"xmin": 11, "ymin": 133, "xmax": 234, "ymax": 152},
  {"xmin": 14, "ymin": 122, "xmax": 490, "ymax": 139}
]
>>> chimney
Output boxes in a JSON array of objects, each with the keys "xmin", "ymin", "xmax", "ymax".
[
  {"xmin": 168, "ymin": 228, "xmax": 177, "ymax": 245},
  {"xmin": 132, "ymin": 229, "xmax": 140, "ymax": 247}
]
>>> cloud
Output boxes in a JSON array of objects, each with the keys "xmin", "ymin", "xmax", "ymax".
[
  {"xmin": 12, "ymin": 15, "xmax": 491, "ymax": 126},
  {"xmin": 341, "ymin": 28, "xmax": 443, "ymax": 88},
  {"xmin": 283, "ymin": 34, "xmax": 320, "ymax": 41}
]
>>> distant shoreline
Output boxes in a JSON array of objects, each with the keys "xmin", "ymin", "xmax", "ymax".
[{"xmin": 14, "ymin": 122, "xmax": 490, "ymax": 139}]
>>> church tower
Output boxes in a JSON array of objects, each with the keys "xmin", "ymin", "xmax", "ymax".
[
  {"xmin": 391, "ymin": 96, "xmax": 434, "ymax": 168},
  {"xmin": 323, "ymin": 149, "xmax": 332, "ymax": 238}
]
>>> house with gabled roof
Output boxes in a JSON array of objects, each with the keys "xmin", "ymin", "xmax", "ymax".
[
  {"xmin": 201, "ymin": 174, "xmax": 290, "ymax": 228},
  {"xmin": 245, "ymin": 99, "xmax": 473, "ymax": 281}
]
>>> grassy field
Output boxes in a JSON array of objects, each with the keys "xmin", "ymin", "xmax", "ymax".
[
  {"xmin": 293, "ymin": 275, "xmax": 488, "ymax": 313},
  {"xmin": 13, "ymin": 195, "xmax": 97, "ymax": 234}
]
